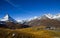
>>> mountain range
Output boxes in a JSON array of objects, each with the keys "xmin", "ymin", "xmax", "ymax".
[
  {"xmin": 0, "ymin": 14, "xmax": 29, "ymax": 29},
  {"xmin": 24, "ymin": 14, "xmax": 60, "ymax": 28},
  {"xmin": 0, "ymin": 13, "xmax": 60, "ymax": 29}
]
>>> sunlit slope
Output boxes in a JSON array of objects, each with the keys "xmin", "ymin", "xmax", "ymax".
[{"xmin": 0, "ymin": 27, "xmax": 60, "ymax": 38}]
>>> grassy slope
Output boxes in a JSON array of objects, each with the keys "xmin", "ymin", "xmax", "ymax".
[{"xmin": 0, "ymin": 27, "xmax": 60, "ymax": 38}]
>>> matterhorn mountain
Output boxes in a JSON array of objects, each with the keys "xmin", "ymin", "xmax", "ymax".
[
  {"xmin": 0, "ymin": 14, "xmax": 17, "ymax": 23},
  {"xmin": 0, "ymin": 14, "xmax": 29, "ymax": 29}
]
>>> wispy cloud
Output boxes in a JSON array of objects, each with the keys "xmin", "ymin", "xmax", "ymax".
[{"xmin": 5, "ymin": 0, "xmax": 19, "ymax": 8}]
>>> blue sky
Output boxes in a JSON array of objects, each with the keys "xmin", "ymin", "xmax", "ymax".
[{"xmin": 0, "ymin": 0, "xmax": 60, "ymax": 20}]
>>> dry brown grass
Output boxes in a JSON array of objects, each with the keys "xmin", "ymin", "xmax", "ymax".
[{"xmin": 0, "ymin": 27, "xmax": 60, "ymax": 38}]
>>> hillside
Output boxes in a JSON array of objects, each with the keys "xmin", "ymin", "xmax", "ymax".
[
  {"xmin": 26, "ymin": 18, "xmax": 60, "ymax": 28},
  {"xmin": 0, "ymin": 27, "xmax": 60, "ymax": 38},
  {"xmin": 0, "ymin": 22, "xmax": 30, "ymax": 29}
]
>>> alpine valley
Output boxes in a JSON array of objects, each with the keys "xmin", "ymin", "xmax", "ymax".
[{"xmin": 0, "ymin": 14, "xmax": 60, "ymax": 38}]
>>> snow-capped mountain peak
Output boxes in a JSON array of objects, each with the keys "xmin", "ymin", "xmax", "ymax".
[
  {"xmin": 52, "ymin": 14, "xmax": 60, "ymax": 20},
  {"xmin": 0, "ymin": 14, "xmax": 17, "ymax": 22},
  {"xmin": 53, "ymin": 14, "xmax": 60, "ymax": 18},
  {"xmin": 37, "ymin": 14, "xmax": 53, "ymax": 20},
  {"xmin": 43, "ymin": 14, "xmax": 53, "ymax": 19},
  {"xmin": 3, "ymin": 14, "xmax": 9, "ymax": 21}
]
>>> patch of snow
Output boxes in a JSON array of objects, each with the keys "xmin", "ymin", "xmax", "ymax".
[{"xmin": 27, "ymin": 16, "xmax": 38, "ymax": 21}]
